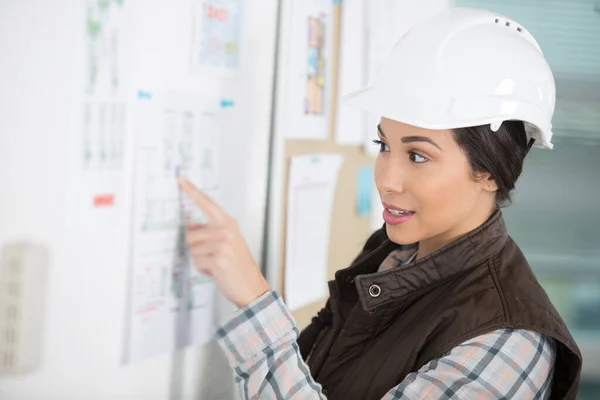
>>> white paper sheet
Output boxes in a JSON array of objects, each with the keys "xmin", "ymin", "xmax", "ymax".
[
  {"xmin": 191, "ymin": 0, "xmax": 243, "ymax": 78},
  {"xmin": 123, "ymin": 91, "xmax": 220, "ymax": 364},
  {"xmin": 284, "ymin": 0, "xmax": 333, "ymax": 140},
  {"xmin": 335, "ymin": 0, "xmax": 367, "ymax": 146},
  {"xmin": 371, "ymin": 184, "xmax": 385, "ymax": 231},
  {"xmin": 363, "ymin": 0, "xmax": 397, "ymax": 158},
  {"xmin": 66, "ymin": 0, "xmax": 130, "ymax": 228},
  {"xmin": 284, "ymin": 154, "xmax": 343, "ymax": 311}
]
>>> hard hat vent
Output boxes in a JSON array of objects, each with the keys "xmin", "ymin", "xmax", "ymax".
[{"xmin": 494, "ymin": 17, "xmax": 524, "ymax": 34}]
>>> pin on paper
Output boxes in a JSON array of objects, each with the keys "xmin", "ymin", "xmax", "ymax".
[
  {"xmin": 220, "ymin": 99, "xmax": 235, "ymax": 108},
  {"xmin": 137, "ymin": 90, "xmax": 153, "ymax": 99}
]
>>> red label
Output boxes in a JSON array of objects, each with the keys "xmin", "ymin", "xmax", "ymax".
[{"xmin": 93, "ymin": 194, "xmax": 114, "ymax": 207}]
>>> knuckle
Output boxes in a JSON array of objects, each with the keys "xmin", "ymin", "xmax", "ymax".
[
  {"xmin": 215, "ymin": 254, "xmax": 227, "ymax": 267},
  {"xmin": 218, "ymin": 242, "xmax": 229, "ymax": 253},
  {"xmin": 217, "ymin": 227, "xmax": 230, "ymax": 241},
  {"xmin": 227, "ymin": 218, "xmax": 238, "ymax": 229}
]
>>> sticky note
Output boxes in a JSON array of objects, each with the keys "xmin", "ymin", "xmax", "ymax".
[{"xmin": 356, "ymin": 166, "xmax": 374, "ymax": 217}]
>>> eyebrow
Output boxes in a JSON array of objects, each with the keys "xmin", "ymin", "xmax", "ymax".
[{"xmin": 377, "ymin": 124, "xmax": 442, "ymax": 150}]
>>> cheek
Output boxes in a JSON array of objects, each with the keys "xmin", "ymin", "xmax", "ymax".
[{"xmin": 410, "ymin": 165, "xmax": 478, "ymax": 218}]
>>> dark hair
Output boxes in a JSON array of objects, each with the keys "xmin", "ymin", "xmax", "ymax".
[{"xmin": 453, "ymin": 121, "xmax": 529, "ymax": 207}]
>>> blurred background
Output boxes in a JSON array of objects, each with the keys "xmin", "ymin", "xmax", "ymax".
[{"xmin": 0, "ymin": 0, "xmax": 598, "ymax": 399}]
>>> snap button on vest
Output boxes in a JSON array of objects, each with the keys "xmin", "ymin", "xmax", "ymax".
[{"xmin": 368, "ymin": 284, "xmax": 381, "ymax": 297}]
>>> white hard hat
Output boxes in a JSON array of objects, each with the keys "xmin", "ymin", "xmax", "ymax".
[{"xmin": 344, "ymin": 7, "xmax": 556, "ymax": 150}]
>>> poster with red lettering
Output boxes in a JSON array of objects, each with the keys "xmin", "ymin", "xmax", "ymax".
[{"xmin": 191, "ymin": 0, "xmax": 243, "ymax": 78}]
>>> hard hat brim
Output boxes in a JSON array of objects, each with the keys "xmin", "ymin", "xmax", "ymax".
[
  {"xmin": 343, "ymin": 85, "xmax": 465, "ymax": 131},
  {"xmin": 343, "ymin": 86, "xmax": 554, "ymax": 150}
]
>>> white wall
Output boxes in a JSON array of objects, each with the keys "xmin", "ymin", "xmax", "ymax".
[{"xmin": 0, "ymin": 0, "xmax": 278, "ymax": 399}]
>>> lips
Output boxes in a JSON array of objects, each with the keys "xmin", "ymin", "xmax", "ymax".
[
  {"xmin": 382, "ymin": 202, "xmax": 415, "ymax": 225},
  {"xmin": 382, "ymin": 202, "xmax": 415, "ymax": 215}
]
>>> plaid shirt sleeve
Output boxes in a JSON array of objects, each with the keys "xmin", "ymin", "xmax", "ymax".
[{"xmin": 216, "ymin": 290, "xmax": 556, "ymax": 400}]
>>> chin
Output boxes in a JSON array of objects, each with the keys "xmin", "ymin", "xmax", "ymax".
[{"xmin": 385, "ymin": 224, "xmax": 421, "ymax": 246}]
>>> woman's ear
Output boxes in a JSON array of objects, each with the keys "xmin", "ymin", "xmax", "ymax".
[
  {"xmin": 475, "ymin": 172, "xmax": 498, "ymax": 193},
  {"xmin": 483, "ymin": 174, "xmax": 499, "ymax": 193}
]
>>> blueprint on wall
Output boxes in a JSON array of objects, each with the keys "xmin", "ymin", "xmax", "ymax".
[{"xmin": 123, "ymin": 90, "xmax": 220, "ymax": 364}]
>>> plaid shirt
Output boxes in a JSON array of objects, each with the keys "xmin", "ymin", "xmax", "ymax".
[{"xmin": 217, "ymin": 249, "xmax": 556, "ymax": 399}]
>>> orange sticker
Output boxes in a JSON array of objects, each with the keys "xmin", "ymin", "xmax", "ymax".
[{"xmin": 93, "ymin": 194, "xmax": 114, "ymax": 207}]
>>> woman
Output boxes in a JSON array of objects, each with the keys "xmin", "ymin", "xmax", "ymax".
[{"xmin": 179, "ymin": 8, "xmax": 582, "ymax": 400}]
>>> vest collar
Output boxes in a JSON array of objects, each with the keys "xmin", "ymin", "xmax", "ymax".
[{"xmin": 343, "ymin": 210, "xmax": 509, "ymax": 312}]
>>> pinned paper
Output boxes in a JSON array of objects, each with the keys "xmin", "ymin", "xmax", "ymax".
[
  {"xmin": 363, "ymin": 0, "xmax": 396, "ymax": 158},
  {"xmin": 335, "ymin": 0, "xmax": 366, "ymax": 145},
  {"xmin": 285, "ymin": 154, "xmax": 343, "ymax": 311},
  {"xmin": 124, "ymin": 91, "xmax": 220, "ymax": 364},
  {"xmin": 284, "ymin": 0, "xmax": 333, "ymax": 140},
  {"xmin": 356, "ymin": 166, "xmax": 374, "ymax": 217},
  {"xmin": 371, "ymin": 184, "xmax": 384, "ymax": 230},
  {"xmin": 65, "ymin": 0, "xmax": 130, "ymax": 229},
  {"xmin": 191, "ymin": 0, "xmax": 243, "ymax": 78}
]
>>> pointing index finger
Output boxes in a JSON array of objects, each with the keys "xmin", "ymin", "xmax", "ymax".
[{"xmin": 177, "ymin": 177, "xmax": 226, "ymax": 225}]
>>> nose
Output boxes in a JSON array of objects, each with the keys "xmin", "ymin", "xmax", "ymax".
[{"xmin": 375, "ymin": 156, "xmax": 405, "ymax": 195}]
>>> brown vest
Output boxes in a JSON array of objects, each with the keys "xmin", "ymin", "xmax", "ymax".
[{"xmin": 298, "ymin": 211, "xmax": 582, "ymax": 399}]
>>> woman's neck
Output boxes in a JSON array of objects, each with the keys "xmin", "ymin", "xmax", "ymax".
[{"xmin": 416, "ymin": 204, "xmax": 497, "ymax": 260}]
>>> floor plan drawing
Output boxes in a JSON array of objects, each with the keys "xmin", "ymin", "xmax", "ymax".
[{"xmin": 123, "ymin": 91, "xmax": 220, "ymax": 364}]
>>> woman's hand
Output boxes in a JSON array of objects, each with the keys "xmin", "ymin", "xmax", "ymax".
[{"xmin": 178, "ymin": 177, "xmax": 271, "ymax": 309}]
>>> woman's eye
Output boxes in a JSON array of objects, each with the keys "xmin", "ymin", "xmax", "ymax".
[
  {"xmin": 372, "ymin": 139, "xmax": 390, "ymax": 153},
  {"xmin": 409, "ymin": 152, "xmax": 429, "ymax": 163}
]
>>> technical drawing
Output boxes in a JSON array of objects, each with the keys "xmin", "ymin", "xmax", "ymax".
[
  {"xmin": 126, "ymin": 92, "xmax": 219, "ymax": 363},
  {"xmin": 139, "ymin": 109, "xmax": 219, "ymax": 232}
]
